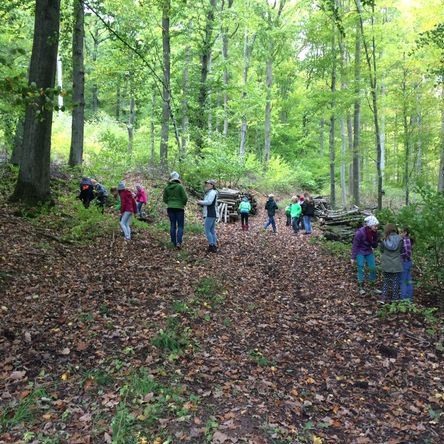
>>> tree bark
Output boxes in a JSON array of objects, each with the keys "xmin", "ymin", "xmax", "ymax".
[
  {"xmin": 116, "ymin": 78, "xmax": 121, "ymax": 121},
  {"xmin": 264, "ymin": 55, "xmax": 273, "ymax": 165},
  {"xmin": 181, "ymin": 46, "xmax": 190, "ymax": 158},
  {"xmin": 91, "ymin": 26, "xmax": 99, "ymax": 113},
  {"xmin": 319, "ymin": 118, "xmax": 325, "ymax": 156},
  {"xmin": 56, "ymin": 52, "xmax": 63, "ymax": 115},
  {"xmin": 160, "ymin": 0, "xmax": 171, "ymax": 171},
  {"xmin": 352, "ymin": 19, "xmax": 361, "ymax": 206},
  {"xmin": 329, "ymin": 25, "xmax": 337, "ymax": 208},
  {"xmin": 69, "ymin": 0, "xmax": 85, "ymax": 167},
  {"xmin": 150, "ymin": 93, "xmax": 156, "ymax": 164},
  {"xmin": 196, "ymin": 0, "xmax": 217, "ymax": 150},
  {"xmin": 439, "ymin": 86, "xmax": 444, "ymax": 192},
  {"xmin": 12, "ymin": 0, "xmax": 61, "ymax": 204}
]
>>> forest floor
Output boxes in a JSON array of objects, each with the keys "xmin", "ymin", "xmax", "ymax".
[{"xmin": 1, "ymin": 193, "xmax": 444, "ymax": 444}]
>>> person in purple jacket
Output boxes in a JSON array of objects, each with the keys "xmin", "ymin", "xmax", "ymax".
[{"xmin": 351, "ymin": 215, "xmax": 380, "ymax": 295}]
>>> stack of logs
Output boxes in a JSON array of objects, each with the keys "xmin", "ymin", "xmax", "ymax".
[
  {"xmin": 217, "ymin": 188, "xmax": 258, "ymax": 223},
  {"xmin": 314, "ymin": 196, "xmax": 373, "ymax": 243}
]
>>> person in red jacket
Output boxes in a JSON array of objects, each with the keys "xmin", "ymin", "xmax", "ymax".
[
  {"xmin": 135, "ymin": 184, "xmax": 148, "ymax": 217},
  {"xmin": 118, "ymin": 181, "xmax": 137, "ymax": 240}
]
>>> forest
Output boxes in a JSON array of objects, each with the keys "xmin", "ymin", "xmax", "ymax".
[{"xmin": 1, "ymin": 0, "xmax": 444, "ymax": 443}]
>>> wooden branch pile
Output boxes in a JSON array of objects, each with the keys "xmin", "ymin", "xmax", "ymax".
[
  {"xmin": 314, "ymin": 196, "xmax": 372, "ymax": 243},
  {"xmin": 216, "ymin": 188, "xmax": 258, "ymax": 223}
]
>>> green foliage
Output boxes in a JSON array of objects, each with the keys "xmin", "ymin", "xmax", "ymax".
[
  {"xmin": 195, "ymin": 276, "xmax": 225, "ymax": 309},
  {"xmin": 376, "ymin": 187, "xmax": 444, "ymax": 300},
  {"xmin": 152, "ymin": 317, "xmax": 191, "ymax": 354},
  {"xmin": 0, "ymin": 389, "xmax": 47, "ymax": 433}
]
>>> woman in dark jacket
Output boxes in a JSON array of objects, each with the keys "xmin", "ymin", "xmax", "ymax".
[{"xmin": 301, "ymin": 193, "xmax": 315, "ymax": 234}]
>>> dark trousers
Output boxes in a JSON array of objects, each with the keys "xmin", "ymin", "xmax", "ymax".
[
  {"xmin": 291, "ymin": 217, "xmax": 299, "ymax": 233},
  {"xmin": 382, "ymin": 272, "xmax": 402, "ymax": 302},
  {"xmin": 97, "ymin": 195, "xmax": 107, "ymax": 213},
  {"xmin": 241, "ymin": 213, "xmax": 249, "ymax": 227},
  {"xmin": 286, "ymin": 214, "xmax": 291, "ymax": 226},
  {"xmin": 167, "ymin": 208, "xmax": 185, "ymax": 246}
]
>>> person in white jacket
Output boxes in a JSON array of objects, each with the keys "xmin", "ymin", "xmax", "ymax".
[{"xmin": 198, "ymin": 179, "xmax": 219, "ymax": 253}]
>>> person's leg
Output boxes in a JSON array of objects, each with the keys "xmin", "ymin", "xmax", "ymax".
[
  {"xmin": 120, "ymin": 212, "xmax": 131, "ymax": 240},
  {"xmin": 126, "ymin": 212, "xmax": 133, "ymax": 239},
  {"xmin": 366, "ymin": 254, "xmax": 377, "ymax": 283},
  {"xmin": 241, "ymin": 213, "xmax": 246, "ymax": 229},
  {"xmin": 382, "ymin": 272, "xmax": 390, "ymax": 302},
  {"xmin": 245, "ymin": 213, "xmax": 249, "ymax": 230},
  {"xmin": 401, "ymin": 260, "xmax": 413, "ymax": 301},
  {"xmin": 176, "ymin": 209, "xmax": 185, "ymax": 245},
  {"xmin": 210, "ymin": 217, "xmax": 217, "ymax": 246},
  {"xmin": 264, "ymin": 217, "xmax": 271, "ymax": 229},
  {"xmin": 356, "ymin": 254, "xmax": 365, "ymax": 288},
  {"xmin": 393, "ymin": 272, "xmax": 402, "ymax": 301},
  {"xmin": 304, "ymin": 216, "xmax": 312, "ymax": 234},
  {"xmin": 137, "ymin": 202, "xmax": 142, "ymax": 216},
  {"xmin": 204, "ymin": 217, "xmax": 213, "ymax": 245},
  {"xmin": 271, "ymin": 216, "xmax": 276, "ymax": 233},
  {"xmin": 167, "ymin": 208, "xmax": 177, "ymax": 246}
]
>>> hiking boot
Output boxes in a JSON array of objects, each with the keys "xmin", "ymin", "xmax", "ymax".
[
  {"xmin": 358, "ymin": 285, "xmax": 366, "ymax": 295},
  {"xmin": 176, "ymin": 243, "xmax": 182, "ymax": 250},
  {"xmin": 209, "ymin": 245, "xmax": 217, "ymax": 253}
]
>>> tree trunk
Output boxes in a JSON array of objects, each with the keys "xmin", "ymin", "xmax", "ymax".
[
  {"xmin": 12, "ymin": 0, "xmax": 61, "ymax": 204},
  {"xmin": 319, "ymin": 118, "xmax": 325, "ymax": 156},
  {"xmin": 264, "ymin": 56, "xmax": 273, "ymax": 165},
  {"xmin": 150, "ymin": 93, "xmax": 156, "ymax": 164},
  {"xmin": 439, "ymin": 87, "xmax": 444, "ymax": 192},
  {"xmin": 180, "ymin": 46, "xmax": 190, "ymax": 158},
  {"xmin": 91, "ymin": 26, "xmax": 99, "ymax": 113},
  {"xmin": 222, "ymin": 33, "xmax": 229, "ymax": 137},
  {"xmin": 329, "ymin": 26, "xmax": 337, "ymax": 208},
  {"xmin": 56, "ymin": 52, "xmax": 63, "ymax": 115},
  {"xmin": 239, "ymin": 30, "xmax": 255, "ymax": 160},
  {"xmin": 127, "ymin": 96, "xmax": 135, "ymax": 154},
  {"xmin": 69, "ymin": 0, "xmax": 85, "ymax": 167},
  {"xmin": 160, "ymin": 0, "xmax": 171, "ymax": 171},
  {"xmin": 356, "ymin": 0, "xmax": 383, "ymax": 210},
  {"xmin": 340, "ymin": 117, "xmax": 347, "ymax": 207},
  {"xmin": 196, "ymin": 0, "xmax": 217, "ymax": 150},
  {"xmin": 116, "ymin": 78, "xmax": 121, "ymax": 121},
  {"xmin": 352, "ymin": 19, "xmax": 361, "ymax": 206},
  {"xmin": 347, "ymin": 112, "xmax": 353, "ymax": 196}
]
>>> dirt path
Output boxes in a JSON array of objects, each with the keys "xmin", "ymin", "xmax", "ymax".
[{"xmin": 1, "ymin": 208, "xmax": 443, "ymax": 443}]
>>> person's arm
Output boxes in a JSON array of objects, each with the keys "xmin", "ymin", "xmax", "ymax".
[
  {"xmin": 180, "ymin": 185, "xmax": 188, "ymax": 206},
  {"xmin": 162, "ymin": 187, "xmax": 168, "ymax": 204},
  {"xmin": 198, "ymin": 190, "xmax": 216, "ymax": 206},
  {"xmin": 402, "ymin": 238, "xmax": 412, "ymax": 260},
  {"xmin": 351, "ymin": 230, "xmax": 362, "ymax": 260}
]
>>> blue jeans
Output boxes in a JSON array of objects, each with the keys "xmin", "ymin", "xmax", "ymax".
[
  {"xmin": 264, "ymin": 216, "xmax": 276, "ymax": 232},
  {"xmin": 356, "ymin": 253, "xmax": 376, "ymax": 284},
  {"xmin": 204, "ymin": 217, "xmax": 217, "ymax": 245},
  {"xmin": 137, "ymin": 201, "xmax": 145, "ymax": 216},
  {"xmin": 167, "ymin": 208, "xmax": 184, "ymax": 246},
  {"xmin": 401, "ymin": 260, "xmax": 413, "ymax": 301},
  {"xmin": 120, "ymin": 211, "xmax": 133, "ymax": 240},
  {"xmin": 303, "ymin": 215, "xmax": 312, "ymax": 234}
]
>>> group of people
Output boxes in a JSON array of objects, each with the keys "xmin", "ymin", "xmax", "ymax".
[
  {"xmin": 79, "ymin": 177, "xmax": 109, "ymax": 213},
  {"xmin": 263, "ymin": 193, "xmax": 315, "ymax": 235},
  {"xmin": 351, "ymin": 215, "xmax": 414, "ymax": 303}
]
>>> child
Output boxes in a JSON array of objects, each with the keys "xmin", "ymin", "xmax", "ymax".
[
  {"xmin": 285, "ymin": 204, "xmax": 291, "ymax": 227},
  {"xmin": 298, "ymin": 194, "xmax": 305, "ymax": 230},
  {"xmin": 118, "ymin": 181, "xmax": 137, "ymax": 241},
  {"xmin": 91, "ymin": 179, "xmax": 108, "ymax": 214},
  {"xmin": 264, "ymin": 194, "xmax": 278, "ymax": 233},
  {"xmin": 135, "ymin": 184, "xmax": 148, "ymax": 217},
  {"xmin": 380, "ymin": 223, "xmax": 404, "ymax": 303},
  {"xmin": 301, "ymin": 192, "xmax": 315, "ymax": 234},
  {"xmin": 239, "ymin": 196, "xmax": 252, "ymax": 231},
  {"xmin": 351, "ymin": 215, "xmax": 379, "ymax": 295},
  {"xmin": 79, "ymin": 177, "xmax": 94, "ymax": 208},
  {"xmin": 400, "ymin": 227, "xmax": 414, "ymax": 301},
  {"xmin": 110, "ymin": 187, "xmax": 121, "ymax": 212},
  {"xmin": 289, "ymin": 196, "xmax": 302, "ymax": 234},
  {"xmin": 198, "ymin": 179, "xmax": 218, "ymax": 253}
]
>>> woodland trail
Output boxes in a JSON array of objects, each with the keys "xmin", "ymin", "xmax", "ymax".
[{"xmin": 1, "ymin": 208, "xmax": 444, "ymax": 443}]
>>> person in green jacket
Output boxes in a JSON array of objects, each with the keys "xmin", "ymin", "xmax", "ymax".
[
  {"xmin": 290, "ymin": 196, "xmax": 302, "ymax": 234},
  {"xmin": 285, "ymin": 204, "xmax": 291, "ymax": 226},
  {"xmin": 239, "ymin": 196, "xmax": 252, "ymax": 231},
  {"xmin": 163, "ymin": 171, "xmax": 188, "ymax": 249}
]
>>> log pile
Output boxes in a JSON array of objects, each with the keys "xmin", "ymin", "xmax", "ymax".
[
  {"xmin": 314, "ymin": 196, "xmax": 373, "ymax": 243},
  {"xmin": 217, "ymin": 188, "xmax": 258, "ymax": 223}
]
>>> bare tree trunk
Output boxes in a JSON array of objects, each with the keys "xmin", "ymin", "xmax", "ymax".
[
  {"xmin": 416, "ymin": 112, "xmax": 422, "ymax": 174},
  {"xmin": 264, "ymin": 56, "xmax": 273, "ymax": 165},
  {"xmin": 356, "ymin": 0, "xmax": 383, "ymax": 209},
  {"xmin": 340, "ymin": 117, "xmax": 347, "ymax": 207},
  {"xmin": 69, "ymin": 0, "xmax": 85, "ymax": 167},
  {"xmin": 127, "ymin": 96, "xmax": 135, "ymax": 154},
  {"xmin": 160, "ymin": 0, "xmax": 171, "ymax": 171},
  {"xmin": 56, "ymin": 52, "xmax": 63, "ymax": 115},
  {"xmin": 329, "ymin": 26, "xmax": 337, "ymax": 208},
  {"xmin": 91, "ymin": 26, "xmax": 99, "ymax": 113},
  {"xmin": 352, "ymin": 19, "xmax": 361, "ymax": 206},
  {"xmin": 116, "ymin": 78, "xmax": 121, "ymax": 121},
  {"xmin": 347, "ymin": 112, "xmax": 353, "ymax": 196},
  {"xmin": 239, "ymin": 30, "xmax": 255, "ymax": 160},
  {"xmin": 181, "ymin": 46, "xmax": 190, "ymax": 158},
  {"xmin": 196, "ymin": 0, "xmax": 217, "ymax": 150},
  {"xmin": 150, "ymin": 93, "xmax": 156, "ymax": 164},
  {"xmin": 222, "ymin": 32, "xmax": 229, "ymax": 137},
  {"xmin": 439, "ymin": 87, "xmax": 444, "ymax": 192},
  {"xmin": 12, "ymin": 0, "xmax": 61, "ymax": 204}
]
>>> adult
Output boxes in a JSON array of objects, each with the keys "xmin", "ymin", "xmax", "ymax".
[
  {"xmin": 118, "ymin": 181, "xmax": 137, "ymax": 241},
  {"xmin": 163, "ymin": 171, "xmax": 188, "ymax": 249},
  {"xmin": 79, "ymin": 177, "xmax": 94, "ymax": 208},
  {"xmin": 351, "ymin": 215, "xmax": 380, "ymax": 295},
  {"xmin": 264, "ymin": 194, "xmax": 278, "ymax": 233},
  {"xmin": 91, "ymin": 179, "xmax": 108, "ymax": 214},
  {"xmin": 198, "ymin": 179, "xmax": 219, "ymax": 253},
  {"xmin": 301, "ymin": 192, "xmax": 315, "ymax": 234}
]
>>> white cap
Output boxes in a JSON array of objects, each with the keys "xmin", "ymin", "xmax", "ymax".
[
  {"xmin": 364, "ymin": 215, "xmax": 379, "ymax": 227},
  {"xmin": 169, "ymin": 171, "xmax": 180, "ymax": 181}
]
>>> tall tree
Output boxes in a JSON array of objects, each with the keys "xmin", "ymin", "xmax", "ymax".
[
  {"xmin": 12, "ymin": 0, "xmax": 61, "ymax": 203},
  {"xmin": 221, "ymin": 0, "xmax": 234, "ymax": 138},
  {"xmin": 352, "ymin": 19, "xmax": 361, "ymax": 206},
  {"xmin": 69, "ymin": 0, "xmax": 85, "ymax": 167},
  {"xmin": 439, "ymin": 85, "xmax": 444, "ymax": 192},
  {"xmin": 329, "ymin": 21, "xmax": 337, "ymax": 208},
  {"xmin": 160, "ymin": 0, "xmax": 171, "ymax": 170}
]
